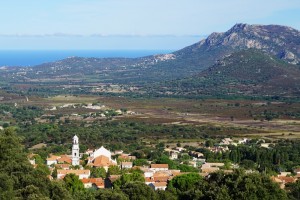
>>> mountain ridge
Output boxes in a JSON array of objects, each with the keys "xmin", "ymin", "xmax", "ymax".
[
  {"xmin": 0, "ymin": 23, "xmax": 299, "ymax": 98},
  {"xmin": 154, "ymin": 49, "xmax": 300, "ymax": 97}
]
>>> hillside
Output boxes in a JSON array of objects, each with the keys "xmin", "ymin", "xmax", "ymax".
[
  {"xmin": 153, "ymin": 49, "xmax": 300, "ymax": 97},
  {"xmin": 1, "ymin": 23, "xmax": 299, "ymax": 87}
]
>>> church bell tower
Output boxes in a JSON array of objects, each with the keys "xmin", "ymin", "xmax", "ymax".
[{"xmin": 72, "ymin": 135, "xmax": 80, "ymax": 166}]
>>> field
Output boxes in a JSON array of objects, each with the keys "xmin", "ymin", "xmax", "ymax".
[{"xmin": 2, "ymin": 92, "xmax": 300, "ymax": 141}]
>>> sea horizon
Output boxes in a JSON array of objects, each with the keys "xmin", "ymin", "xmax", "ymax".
[{"xmin": 0, "ymin": 49, "xmax": 174, "ymax": 67}]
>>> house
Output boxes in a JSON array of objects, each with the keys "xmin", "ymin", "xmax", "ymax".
[
  {"xmin": 57, "ymin": 155, "xmax": 72, "ymax": 164},
  {"xmin": 201, "ymin": 166, "xmax": 219, "ymax": 173},
  {"xmin": 143, "ymin": 169, "xmax": 154, "ymax": 178},
  {"xmin": 169, "ymin": 152, "xmax": 178, "ymax": 160},
  {"xmin": 201, "ymin": 163, "xmax": 224, "ymax": 173},
  {"xmin": 121, "ymin": 162, "xmax": 133, "ymax": 169},
  {"xmin": 81, "ymin": 178, "xmax": 105, "ymax": 189},
  {"xmin": 150, "ymin": 164, "xmax": 169, "ymax": 172},
  {"xmin": 118, "ymin": 153, "xmax": 136, "ymax": 161},
  {"xmin": 46, "ymin": 155, "xmax": 61, "ymax": 166},
  {"xmin": 57, "ymin": 169, "xmax": 90, "ymax": 180},
  {"xmin": 149, "ymin": 182, "xmax": 167, "ymax": 191},
  {"xmin": 271, "ymin": 176, "xmax": 296, "ymax": 189},
  {"xmin": 145, "ymin": 177, "xmax": 155, "ymax": 185}
]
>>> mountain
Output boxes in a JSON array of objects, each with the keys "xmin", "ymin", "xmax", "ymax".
[
  {"xmin": 0, "ymin": 23, "xmax": 299, "ymax": 95},
  {"xmin": 154, "ymin": 49, "xmax": 300, "ymax": 97},
  {"xmin": 0, "ymin": 24, "xmax": 300, "ymax": 98}
]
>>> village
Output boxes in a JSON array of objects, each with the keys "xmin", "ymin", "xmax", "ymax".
[{"xmin": 27, "ymin": 135, "xmax": 300, "ymax": 191}]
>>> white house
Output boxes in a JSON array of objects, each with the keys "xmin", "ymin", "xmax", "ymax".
[
  {"xmin": 57, "ymin": 169, "xmax": 90, "ymax": 180},
  {"xmin": 150, "ymin": 164, "xmax": 169, "ymax": 172},
  {"xmin": 149, "ymin": 182, "xmax": 167, "ymax": 191},
  {"xmin": 170, "ymin": 152, "xmax": 178, "ymax": 160},
  {"xmin": 46, "ymin": 155, "xmax": 61, "ymax": 166},
  {"xmin": 121, "ymin": 162, "xmax": 133, "ymax": 169}
]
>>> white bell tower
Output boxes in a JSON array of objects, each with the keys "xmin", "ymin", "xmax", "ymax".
[{"xmin": 72, "ymin": 135, "xmax": 80, "ymax": 166}]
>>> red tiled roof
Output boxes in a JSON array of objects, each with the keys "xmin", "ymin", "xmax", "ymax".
[
  {"xmin": 277, "ymin": 176, "xmax": 296, "ymax": 183},
  {"xmin": 47, "ymin": 155, "xmax": 61, "ymax": 161},
  {"xmin": 57, "ymin": 155, "xmax": 72, "ymax": 164},
  {"xmin": 153, "ymin": 176, "xmax": 169, "ymax": 182},
  {"xmin": 57, "ymin": 169, "xmax": 90, "ymax": 176},
  {"xmin": 93, "ymin": 155, "xmax": 116, "ymax": 167},
  {"xmin": 151, "ymin": 164, "xmax": 168, "ymax": 169}
]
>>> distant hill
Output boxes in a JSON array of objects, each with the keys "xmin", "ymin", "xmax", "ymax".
[
  {"xmin": 0, "ymin": 23, "xmax": 300, "ymax": 99},
  {"xmin": 1, "ymin": 23, "xmax": 299, "ymax": 86},
  {"xmin": 154, "ymin": 49, "xmax": 300, "ymax": 97}
]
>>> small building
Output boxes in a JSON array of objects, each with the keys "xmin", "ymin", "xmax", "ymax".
[
  {"xmin": 121, "ymin": 162, "xmax": 133, "ymax": 169},
  {"xmin": 201, "ymin": 163, "xmax": 224, "ymax": 173},
  {"xmin": 145, "ymin": 177, "xmax": 155, "ymax": 185},
  {"xmin": 143, "ymin": 169, "xmax": 154, "ymax": 178},
  {"xmin": 169, "ymin": 152, "xmax": 178, "ymax": 160},
  {"xmin": 57, "ymin": 155, "xmax": 72, "ymax": 164},
  {"xmin": 150, "ymin": 164, "xmax": 169, "ymax": 172},
  {"xmin": 149, "ymin": 182, "xmax": 167, "ymax": 191},
  {"xmin": 46, "ymin": 155, "xmax": 61, "ymax": 166},
  {"xmin": 57, "ymin": 169, "xmax": 90, "ymax": 180},
  {"xmin": 81, "ymin": 178, "xmax": 105, "ymax": 189},
  {"xmin": 118, "ymin": 154, "xmax": 136, "ymax": 161},
  {"xmin": 271, "ymin": 176, "xmax": 296, "ymax": 189}
]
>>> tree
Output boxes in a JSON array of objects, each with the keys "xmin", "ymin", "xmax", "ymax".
[
  {"xmin": 63, "ymin": 173, "xmax": 84, "ymax": 194},
  {"xmin": 107, "ymin": 166, "xmax": 121, "ymax": 176},
  {"xmin": 114, "ymin": 172, "xmax": 145, "ymax": 188},
  {"xmin": 50, "ymin": 181, "xmax": 72, "ymax": 200},
  {"xmin": 133, "ymin": 159, "xmax": 149, "ymax": 166},
  {"xmin": 95, "ymin": 189, "xmax": 128, "ymax": 200},
  {"xmin": 0, "ymin": 128, "xmax": 52, "ymax": 199},
  {"xmin": 122, "ymin": 182, "xmax": 158, "ymax": 200},
  {"xmin": 287, "ymin": 180, "xmax": 300, "ymax": 200},
  {"xmin": 168, "ymin": 173, "xmax": 204, "ymax": 193},
  {"xmin": 91, "ymin": 167, "xmax": 106, "ymax": 178}
]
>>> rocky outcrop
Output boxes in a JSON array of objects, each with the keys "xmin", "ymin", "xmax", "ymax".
[{"xmin": 176, "ymin": 23, "xmax": 300, "ymax": 65}]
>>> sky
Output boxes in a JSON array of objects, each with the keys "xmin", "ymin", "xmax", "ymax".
[{"xmin": 0, "ymin": 0, "xmax": 300, "ymax": 50}]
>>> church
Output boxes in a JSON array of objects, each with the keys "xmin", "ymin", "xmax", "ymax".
[
  {"xmin": 71, "ymin": 135, "xmax": 117, "ymax": 171},
  {"xmin": 86, "ymin": 146, "xmax": 117, "ymax": 171}
]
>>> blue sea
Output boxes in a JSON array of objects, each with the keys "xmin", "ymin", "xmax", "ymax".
[{"xmin": 0, "ymin": 50, "xmax": 174, "ymax": 67}]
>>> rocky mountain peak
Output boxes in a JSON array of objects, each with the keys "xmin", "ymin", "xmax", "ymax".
[{"xmin": 193, "ymin": 23, "xmax": 300, "ymax": 64}]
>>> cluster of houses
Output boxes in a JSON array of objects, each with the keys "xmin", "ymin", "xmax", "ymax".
[
  {"xmin": 41, "ymin": 136, "xmax": 183, "ymax": 190},
  {"xmin": 271, "ymin": 170, "xmax": 300, "ymax": 189},
  {"xmin": 28, "ymin": 135, "xmax": 300, "ymax": 191}
]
